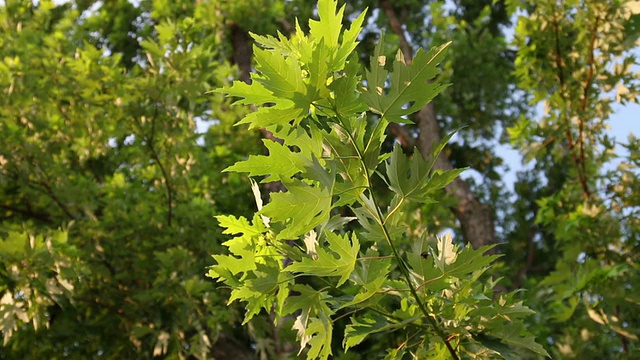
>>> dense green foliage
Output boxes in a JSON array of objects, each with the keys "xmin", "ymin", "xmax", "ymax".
[
  {"xmin": 0, "ymin": 0, "xmax": 638, "ymax": 359},
  {"xmin": 0, "ymin": 0, "xmax": 258, "ymax": 357},
  {"xmin": 507, "ymin": 0, "xmax": 640, "ymax": 357},
  {"xmin": 210, "ymin": 1, "xmax": 546, "ymax": 358}
]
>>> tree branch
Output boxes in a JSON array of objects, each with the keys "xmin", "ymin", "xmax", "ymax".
[
  {"xmin": 2, "ymin": 163, "xmax": 74, "ymax": 221},
  {"xmin": 0, "ymin": 203, "xmax": 52, "ymax": 223},
  {"xmin": 146, "ymin": 138, "xmax": 173, "ymax": 227},
  {"xmin": 36, "ymin": 178, "xmax": 75, "ymax": 220},
  {"xmin": 144, "ymin": 102, "xmax": 174, "ymax": 227},
  {"xmin": 578, "ymin": 15, "xmax": 599, "ymax": 198},
  {"xmin": 335, "ymin": 110, "xmax": 460, "ymax": 360},
  {"xmin": 550, "ymin": 9, "xmax": 590, "ymax": 198}
]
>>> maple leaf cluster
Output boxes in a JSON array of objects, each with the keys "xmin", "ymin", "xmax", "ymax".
[{"xmin": 208, "ymin": 0, "xmax": 548, "ymax": 359}]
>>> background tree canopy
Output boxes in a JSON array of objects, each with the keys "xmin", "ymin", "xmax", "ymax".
[{"xmin": 0, "ymin": 0, "xmax": 638, "ymax": 359}]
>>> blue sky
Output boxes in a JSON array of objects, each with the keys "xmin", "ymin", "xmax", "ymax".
[
  {"xmin": 470, "ymin": 18, "xmax": 640, "ymax": 192},
  {"xmin": 488, "ymin": 100, "xmax": 639, "ymax": 194},
  {"xmin": 611, "ymin": 101, "xmax": 639, "ymax": 141}
]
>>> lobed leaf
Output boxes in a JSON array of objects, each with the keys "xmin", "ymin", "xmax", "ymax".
[
  {"xmin": 261, "ymin": 180, "xmax": 333, "ymax": 240},
  {"xmin": 224, "ymin": 139, "xmax": 308, "ymax": 183},
  {"xmin": 287, "ymin": 232, "xmax": 360, "ymax": 286},
  {"xmin": 363, "ymin": 36, "xmax": 451, "ymax": 124}
]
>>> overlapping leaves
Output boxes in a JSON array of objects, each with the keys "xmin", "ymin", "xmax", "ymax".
[{"xmin": 210, "ymin": 0, "xmax": 546, "ymax": 358}]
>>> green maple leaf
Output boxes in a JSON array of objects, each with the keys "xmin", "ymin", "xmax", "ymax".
[
  {"xmin": 216, "ymin": 214, "xmax": 266, "ymax": 237},
  {"xmin": 287, "ymin": 231, "xmax": 360, "ymax": 286},
  {"xmin": 352, "ymin": 194, "xmax": 407, "ymax": 243},
  {"xmin": 327, "ymin": 55, "xmax": 368, "ymax": 117},
  {"xmin": 218, "ymin": 0, "xmax": 369, "ymax": 132},
  {"xmin": 435, "ymin": 233, "xmax": 500, "ymax": 278},
  {"xmin": 209, "ymin": 215, "xmax": 290, "ymax": 324},
  {"xmin": 212, "ymin": 215, "xmax": 286, "ymax": 317},
  {"xmin": 344, "ymin": 313, "xmax": 418, "ymax": 351},
  {"xmin": 406, "ymin": 237, "xmax": 448, "ymax": 293},
  {"xmin": 208, "ymin": 214, "xmax": 267, "ymax": 281},
  {"xmin": 307, "ymin": 39, "xmax": 331, "ymax": 103},
  {"xmin": 228, "ymin": 260, "xmax": 291, "ymax": 324},
  {"xmin": 237, "ymin": 100, "xmax": 307, "ymax": 129},
  {"xmin": 386, "ymin": 144, "xmax": 431, "ymax": 200},
  {"xmin": 304, "ymin": 315, "xmax": 333, "ymax": 360},
  {"xmin": 269, "ymin": 124, "xmax": 324, "ymax": 160},
  {"xmin": 250, "ymin": 27, "xmax": 308, "ymax": 60},
  {"xmin": 282, "ymin": 284, "xmax": 334, "ymax": 318},
  {"xmin": 406, "ymin": 234, "xmax": 500, "ymax": 292},
  {"xmin": 362, "ymin": 34, "xmax": 389, "ymax": 103},
  {"xmin": 333, "ymin": 9, "xmax": 366, "ymax": 69},
  {"xmin": 208, "ymin": 239, "xmax": 254, "ymax": 283},
  {"xmin": 261, "ymin": 179, "xmax": 333, "ymax": 240},
  {"xmin": 422, "ymin": 168, "xmax": 466, "ymax": 193},
  {"xmin": 308, "ymin": 0, "xmax": 367, "ymax": 73},
  {"xmin": 322, "ymin": 125, "xmax": 369, "ymax": 206},
  {"xmin": 343, "ymin": 314, "xmax": 389, "ymax": 350},
  {"xmin": 303, "ymin": 155, "xmax": 336, "ymax": 195},
  {"xmin": 339, "ymin": 250, "xmax": 391, "ymax": 308},
  {"xmin": 283, "ymin": 285, "xmax": 334, "ymax": 360},
  {"xmin": 220, "ymin": 37, "xmax": 310, "ymax": 129},
  {"xmin": 386, "ymin": 131, "xmax": 466, "ymax": 203},
  {"xmin": 214, "ymin": 79, "xmax": 274, "ymax": 106},
  {"xmin": 253, "ymin": 46, "xmax": 305, "ymax": 99},
  {"xmin": 487, "ymin": 323, "xmax": 550, "ymax": 357},
  {"xmin": 309, "ymin": 0, "xmax": 344, "ymax": 53},
  {"xmin": 225, "ymin": 139, "xmax": 308, "ymax": 183},
  {"xmin": 363, "ymin": 35, "xmax": 451, "ymax": 124}
]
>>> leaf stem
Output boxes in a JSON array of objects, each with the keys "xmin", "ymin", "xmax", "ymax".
[
  {"xmin": 332, "ymin": 110, "xmax": 459, "ymax": 360},
  {"xmin": 384, "ymin": 197, "xmax": 405, "ymax": 225}
]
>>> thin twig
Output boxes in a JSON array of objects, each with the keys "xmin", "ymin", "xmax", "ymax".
[
  {"xmin": 578, "ymin": 15, "xmax": 599, "ymax": 199},
  {"xmin": 0, "ymin": 203, "xmax": 52, "ymax": 223},
  {"xmin": 145, "ymin": 102, "xmax": 173, "ymax": 227},
  {"xmin": 550, "ymin": 11, "xmax": 590, "ymax": 198},
  {"xmin": 334, "ymin": 109, "xmax": 460, "ymax": 360}
]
